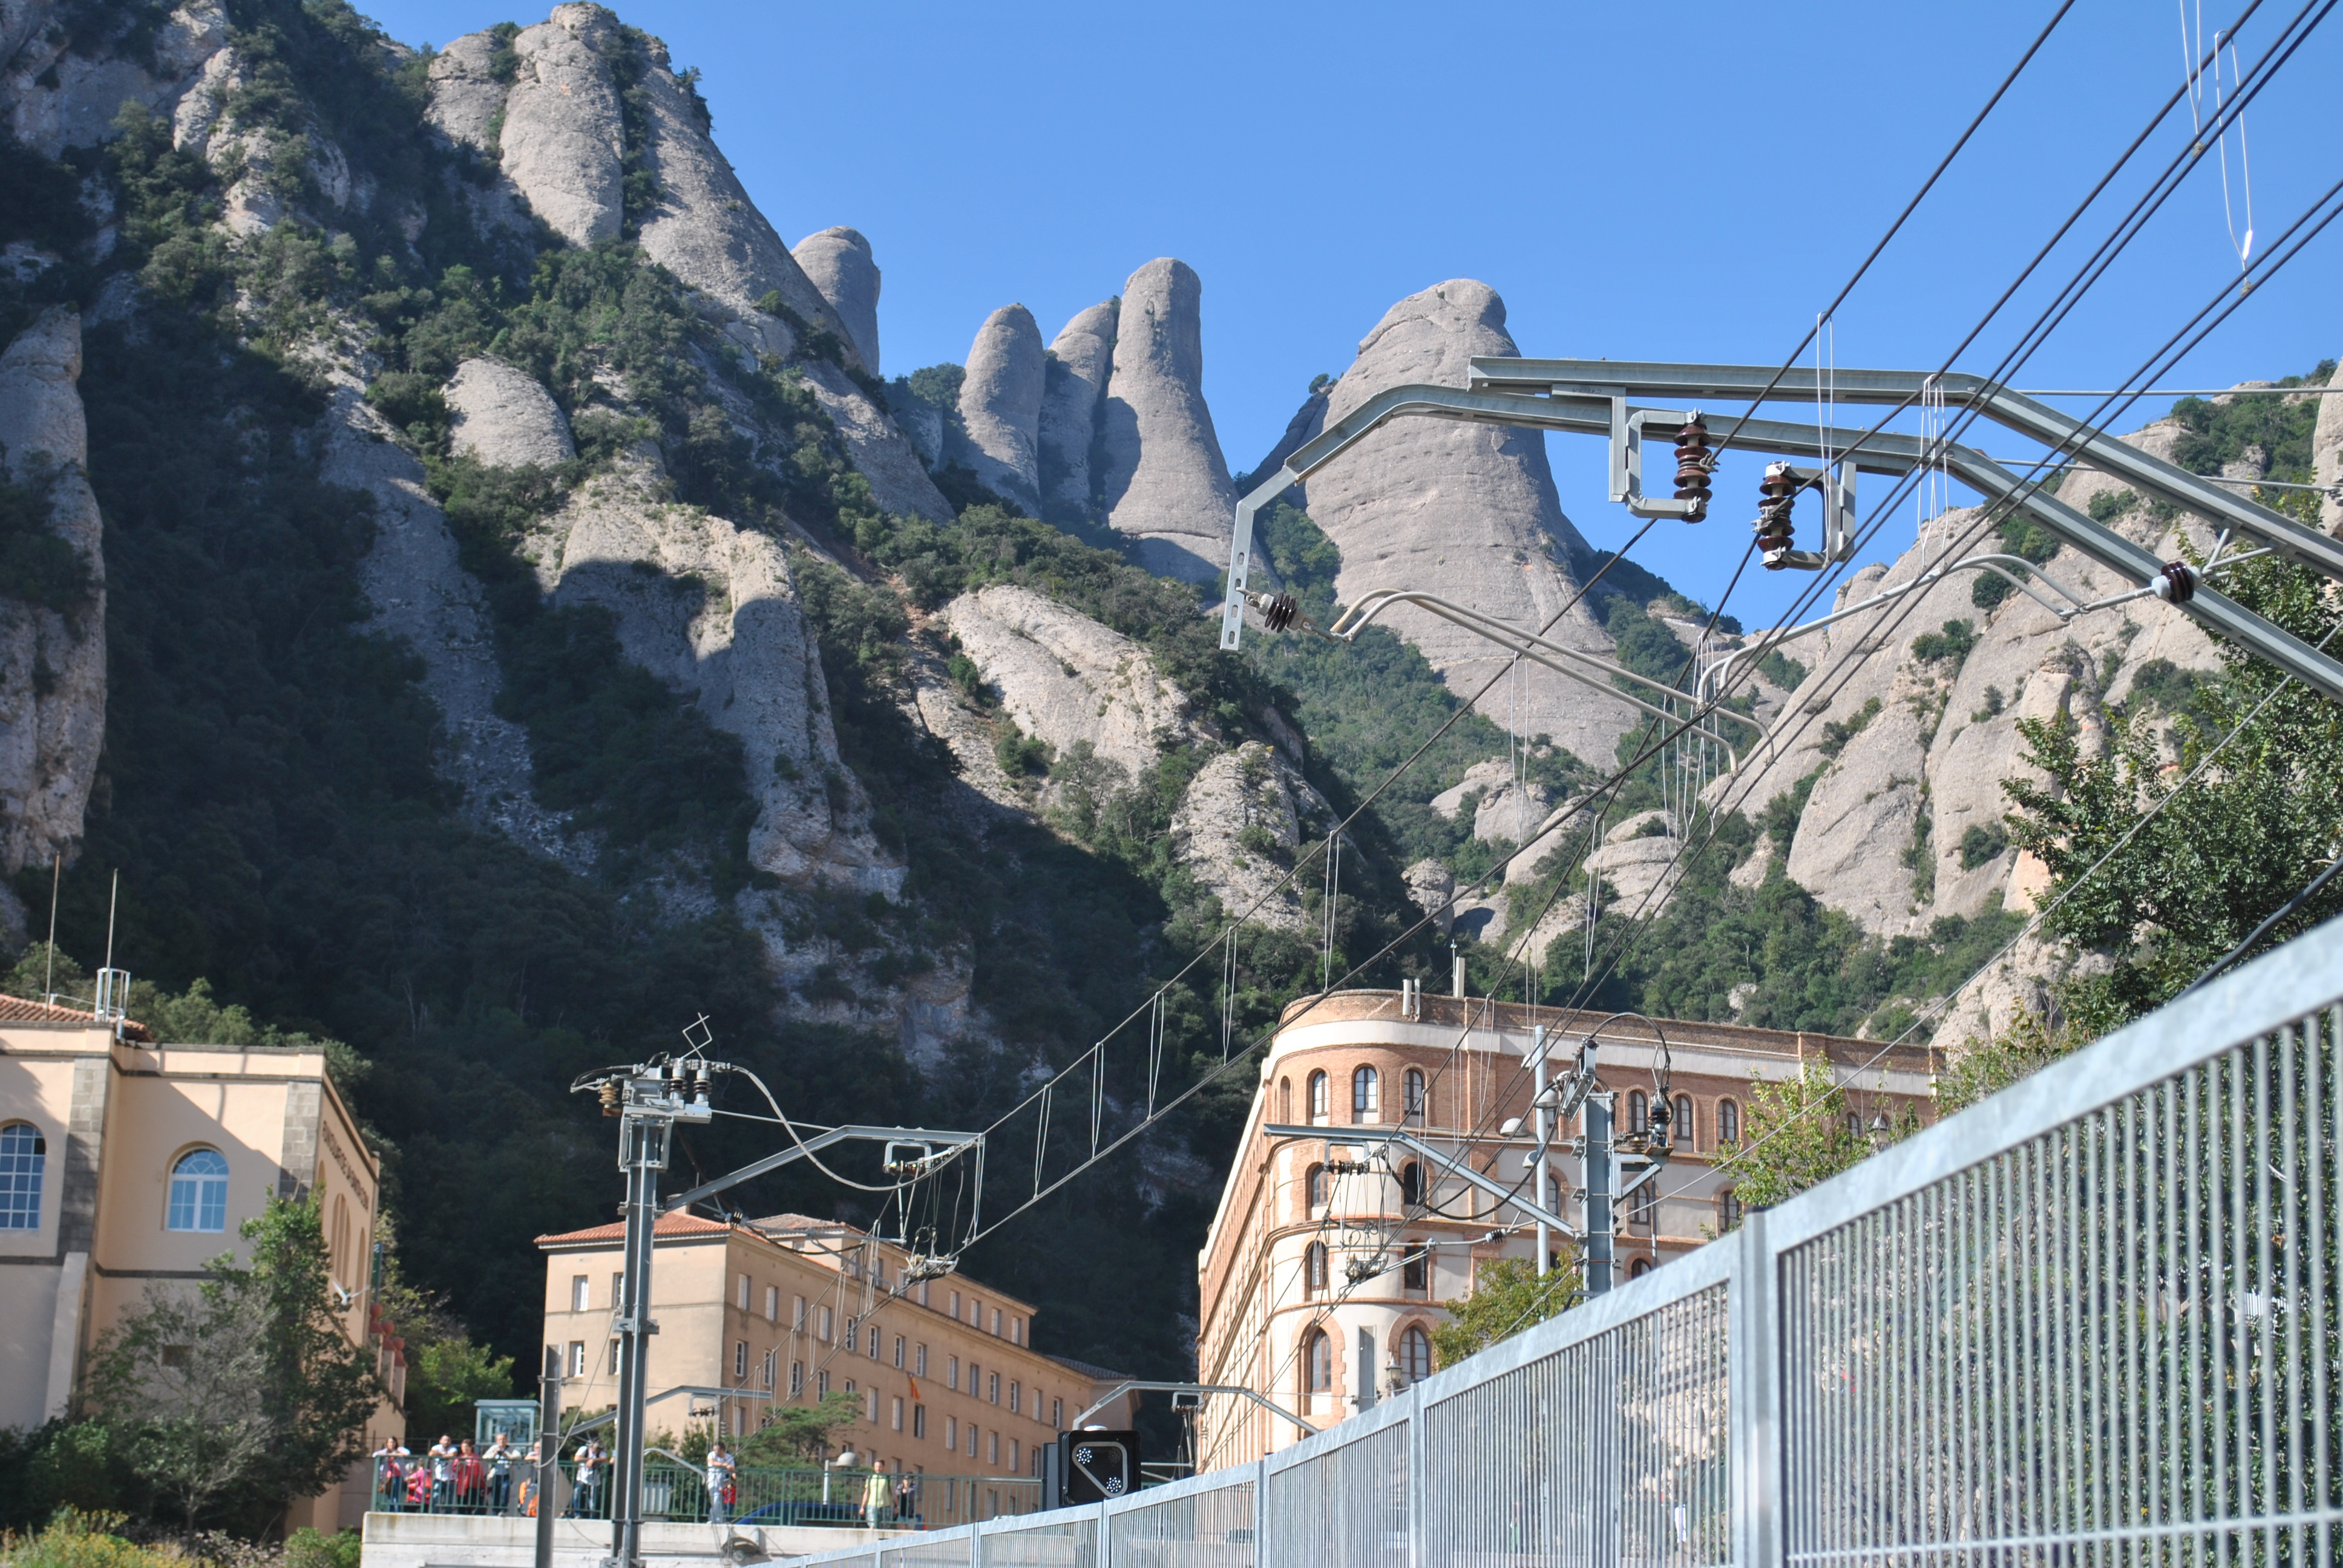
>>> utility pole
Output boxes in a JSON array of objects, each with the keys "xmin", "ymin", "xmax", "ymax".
[
  {"xmin": 1528, "ymin": 1027, "xmax": 1553, "ymax": 1278},
  {"xmin": 1582, "ymin": 1091, "xmax": 1614, "ymax": 1296},
  {"xmin": 535, "ymin": 1347, "xmax": 560, "ymax": 1568}
]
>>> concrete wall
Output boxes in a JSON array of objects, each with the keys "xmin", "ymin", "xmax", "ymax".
[{"xmin": 359, "ymin": 1509, "xmax": 908, "ymax": 1568}]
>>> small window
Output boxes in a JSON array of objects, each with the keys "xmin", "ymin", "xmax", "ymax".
[
  {"xmin": 762, "ymin": 1349, "xmax": 775, "ymax": 1390},
  {"xmin": 988, "ymin": 1431, "xmax": 998, "ymax": 1465},
  {"xmin": 968, "ymin": 1423, "xmax": 978, "ymax": 1458},
  {"xmin": 988, "ymin": 1371, "xmax": 1000, "ymax": 1404},
  {"xmin": 1009, "ymin": 1379, "xmax": 1020, "ymax": 1414},
  {"xmin": 948, "ymin": 1356, "xmax": 960, "ymax": 1390},
  {"xmin": 1718, "ymin": 1099, "xmax": 1741, "ymax": 1145},
  {"xmin": 1351, "ymin": 1065, "xmax": 1380, "ymax": 1122},
  {"xmin": 1631, "ymin": 1182, "xmax": 1657, "ymax": 1232},
  {"xmin": 1719, "ymin": 1187, "xmax": 1743, "ymax": 1232},
  {"xmin": 764, "ymin": 1285, "xmax": 778, "ymax": 1321},
  {"xmin": 868, "ymin": 1325, "xmax": 880, "ymax": 1357},
  {"xmin": 1399, "ymin": 1326, "xmax": 1432, "ymax": 1385},
  {"xmin": 1401, "ymin": 1244, "xmax": 1429, "ymax": 1293},
  {"xmin": 1846, "ymin": 1111, "xmax": 1867, "ymax": 1139},
  {"xmin": 735, "ymin": 1341, "xmax": 748, "ymax": 1378},
  {"xmin": 612, "ymin": 1272, "xmax": 623, "ymax": 1307},
  {"xmin": 793, "ymin": 1295, "xmax": 807, "ymax": 1331},
  {"xmin": 1674, "ymin": 1096, "xmax": 1696, "ymax": 1151},
  {"xmin": 819, "ymin": 1306, "xmax": 833, "ymax": 1342},
  {"xmin": 892, "ymin": 1396, "xmax": 904, "ymax": 1432},
  {"xmin": 1304, "ymin": 1241, "xmax": 1329, "ymax": 1297},
  {"xmin": 1399, "ymin": 1162, "xmax": 1423, "ymax": 1209},
  {"xmin": 1052, "ymin": 1397, "xmax": 1063, "ymax": 1428},
  {"xmin": 893, "ymin": 1334, "xmax": 905, "ymax": 1368},
  {"xmin": 569, "ymin": 1341, "xmax": 586, "ymax": 1378},
  {"xmin": 1630, "ymin": 1256, "xmax": 1653, "ymax": 1279},
  {"xmin": 1304, "ymin": 1329, "xmax": 1332, "ymax": 1394},
  {"xmin": 166, "ymin": 1149, "xmax": 229, "ymax": 1233},
  {"xmin": 916, "ymin": 1343, "xmax": 928, "ymax": 1377},
  {"xmin": 989, "ymin": 1308, "xmax": 1001, "ymax": 1337},
  {"xmin": 913, "ymin": 1404, "xmax": 927, "ymax": 1439},
  {"xmin": 737, "ymin": 1273, "xmax": 750, "ymax": 1310},
  {"xmin": 1306, "ymin": 1162, "xmax": 1329, "ymax": 1207},
  {"xmin": 1278, "ymin": 1077, "xmax": 1292, "ymax": 1123},
  {"xmin": 791, "ymin": 1360, "xmax": 805, "ymax": 1396},
  {"xmin": 1627, "ymin": 1092, "xmax": 1648, "ymax": 1137},
  {"xmin": 1403, "ymin": 1068, "xmax": 1426, "ymax": 1120},
  {"xmin": 1308, "ymin": 1071, "xmax": 1329, "ymax": 1119},
  {"xmin": 609, "ymin": 1339, "xmax": 620, "ymax": 1373},
  {"xmin": 946, "ymin": 1416, "xmax": 958, "ymax": 1449},
  {"xmin": 818, "ymin": 1370, "xmax": 830, "ymax": 1397},
  {"xmin": 570, "ymin": 1275, "xmax": 589, "ymax": 1312}
]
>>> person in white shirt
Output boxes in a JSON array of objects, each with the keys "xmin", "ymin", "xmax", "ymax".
[{"xmin": 704, "ymin": 1440, "xmax": 736, "ymax": 1523}]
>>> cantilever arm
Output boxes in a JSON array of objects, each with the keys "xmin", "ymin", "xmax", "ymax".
[{"xmin": 1070, "ymin": 1382, "xmax": 1313, "ymax": 1438}]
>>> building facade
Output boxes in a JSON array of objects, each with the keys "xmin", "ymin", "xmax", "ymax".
[
  {"xmin": 536, "ymin": 1211, "xmax": 1131, "ymax": 1500},
  {"xmin": 0, "ymin": 993, "xmax": 403, "ymax": 1528},
  {"xmin": 1192, "ymin": 989, "xmax": 1932, "ymax": 1469}
]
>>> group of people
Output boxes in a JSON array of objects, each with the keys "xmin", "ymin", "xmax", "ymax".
[{"xmin": 373, "ymin": 1433, "xmax": 534, "ymax": 1514}]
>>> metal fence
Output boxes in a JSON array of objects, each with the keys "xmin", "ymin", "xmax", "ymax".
[
  {"xmin": 369, "ymin": 1461, "xmax": 1037, "ymax": 1530},
  {"xmin": 779, "ymin": 913, "xmax": 2343, "ymax": 1567}
]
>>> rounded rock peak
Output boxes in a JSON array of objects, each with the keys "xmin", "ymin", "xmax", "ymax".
[{"xmin": 792, "ymin": 226, "xmax": 883, "ymax": 376}]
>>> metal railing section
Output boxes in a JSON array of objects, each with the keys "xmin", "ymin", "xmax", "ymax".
[{"xmin": 767, "ymin": 914, "xmax": 2343, "ymax": 1568}]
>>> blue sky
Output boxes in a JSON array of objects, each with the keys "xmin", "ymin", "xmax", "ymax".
[{"xmin": 362, "ymin": 0, "xmax": 2340, "ymax": 630}]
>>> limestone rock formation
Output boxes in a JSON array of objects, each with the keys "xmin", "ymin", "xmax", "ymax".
[
  {"xmin": 793, "ymin": 227, "xmax": 882, "ymax": 375},
  {"xmin": 798, "ymin": 359, "xmax": 954, "ymax": 523},
  {"xmin": 2315, "ymin": 369, "xmax": 2343, "ymax": 535},
  {"xmin": 1166, "ymin": 742, "xmax": 1328, "ymax": 933},
  {"xmin": 521, "ymin": 453, "xmax": 902, "ymax": 893},
  {"xmin": 1429, "ymin": 757, "xmax": 1552, "ymax": 844},
  {"xmin": 0, "ymin": 309, "xmax": 106, "ymax": 887},
  {"xmin": 936, "ymin": 584, "xmax": 1191, "ymax": 785},
  {"xmin": 4, "ymin": 0, "xmax": 227, "ymax": 154},
  {"xmin": 1098, "ymin": 259, "xmax": 1236, "ymax": 580},
  {"xmin": 494, "ymin": 7, "xmax": 626, "ymax": 246},
  {"xmin": 329, "ymin": 387, "xmax": 576, "ymax": 864},
  {"xmin": 957, "ymin": 305, "xmax": 1046, "ymax": 512},
  {"xmin": 445, "ymin": 358, "xmax": 576, "ymax": 468},
  {"xmin": 422, "ymin": 7, "xmax": 860, "ymax": 365},
  {"xmin": 1311, "ymin": 281, "xmax": 1632, "ymax": 766},
  {"xmin": 1403, "ymin": 858, "xmax": 1456, "ymax": 935},
  {"xmin": 1038, "ymin": 301, "xmax": 1116, "ymax": 528}
]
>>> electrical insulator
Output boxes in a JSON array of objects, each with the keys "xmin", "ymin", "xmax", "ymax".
[
  {"xmin": 2154, "ymin": 561, "xmax": 2198, "ymax": 604},
  {"xmin": 598, "ymin": 1081, "xmax": 621, "ymax": 1117},
  {"xmin": 1754, "ymin": 461, "xmax": 1801, "ymax": 569},
  {"xmin": 1260, "ymin": 593, "xmax": 1299, "ymax": 633},
  {"xmin": 1672, "ymin": 416, "xmax": 1714, "ymax": 518},
  {"xmin": 1647, "ymin": 1097, "xmax": 1672, "ymax": 1151}
]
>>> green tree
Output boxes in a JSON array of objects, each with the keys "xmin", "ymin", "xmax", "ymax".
[
  {"xmin": 1720, "ymin": 1057, "xmax": 1878, "ymax": 1209},
  {"xmin": 376, "ymin": 1255, "xmax": 514, "ymax": 1448},
  {"xmin": 85, "ymin": 1198, "xmax": 382, "ymax": 1532},
  {"xmin": 1428, "ymin": 1253, "xmax": 1582, "ymax": 1370},
  {"xmin": 738, "ymin": 1392, "xmax": 861, "ymax": 1467}
]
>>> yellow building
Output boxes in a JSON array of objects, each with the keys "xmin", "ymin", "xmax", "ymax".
[
  {"xmin": 1191, "ymin": 988, "xmax": 1933, "ymax": 1469},
  {"xmin": 0, "ymin": 992, "xmax": 403, "ymax": 1528},
  {"xmin": 536, "ymin": 1210, "xmax": 1131, "ymax": 1508}
]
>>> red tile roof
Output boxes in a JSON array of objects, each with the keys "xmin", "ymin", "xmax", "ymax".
[
  {"xmin": 535, "ymin": 1212, "xmax": 732, "ymax": 1247},
  {"xmin": 0, "ymin": 993, "xmax": 152, "ymax": 1041}
]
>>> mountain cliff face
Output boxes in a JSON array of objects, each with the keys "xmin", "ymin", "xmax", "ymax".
[{"xmin": 1, "ymin": 0, "xmax": 2330, "ymax": 1399}]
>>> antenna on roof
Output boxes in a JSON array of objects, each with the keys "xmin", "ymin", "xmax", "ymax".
[
  {"xmin": 44, "ymin": 854, "xmax": 60, "ymax": 1004},
  {"xmin": 94, "ymin": 871, "xmax": 129, "ymax": 1034}
]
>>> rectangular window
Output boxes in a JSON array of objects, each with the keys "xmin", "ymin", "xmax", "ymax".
[
  {"xmin": 988, "ymin": 1372, "xmax": 1000, "ymax": 1405},
  {"xmin": 734, "ymin": 1341, "xmax": 748, "ymax": 1378},
  {"xmin": 1009, "ymin": 1439, "xmax": 1018, "ymax": 1473},
  {"xmin": 568, "ymin": 1341, "xmax": 586, "ymax": 1378},
  {"xmin": 793, "ymin": 1296, "xmax": 807, "ymax": 1331},
  {"xmin": 891, "ymin": 1396, "xmax": 904, "ymax": 1432},
  {"xmin": 865, "ymin": 1389, "xmax": 878, "ymax": 1423},
  {"xmin": 737, "ymin": 1274, "xmax": 750, "ymax": 1311},
  {"xmin": 608, "ymin": 1339, "xmax": 620, "ymax": 1373},
  {"xmin": 817, "ymin": 1370, "xmax": 830, "ymax": 1397},
  {"xmin": 1051, "ymin": 1398, "xmax": 1062, "ymax": 1428},
  {"xmin": 764, "ymin": 1285, "xmax": 778, "ymax": 1321},
  {"xmin": 819, "ymin": 1306, "xmax": 833, "ymax": 1342},
  {"xmin": 949, "ymin": 1290, "xmax": 960, "ymax": 1319},
  {"xmin": 867, "ymin": 1325, "xmax": 880, "ymax": 1358},
  {"xmin": 968, "ymin": 1424, "xmax": 978, "ymax": 1458},
  {"xmin": 948, "ymin": 1357, "xmax": 959, "ymax": 1391},
  {"xmin": 968, "ymin": 1362, "xmax": 978, "ymax": 1397},
  {"xmin": 790, "ymin": 1361, "xmax": 805, "ymax": 1396},
  {"xmin": 989, "ymin": 1308, "xmax": 1001, "ymax": 1337},
  {"xmin": 1010, "ymin": 1318, "xmax": 1021, "ymax": 1346},
  {"xmin": 612, "ymin": 1272, "xmax": 623, "ymax": 1308},
  {"xmin": 1008, "ymin": 1380, "xmax": 1020, "ymax": 1414},
  {"xmin": 916, "ymin": 1344, "xmax": 928, "ymax": 1377},
  {"xmin": 913, "ymin": 1405, "xmax": 926, "ymax": 1439},
  {"xmin": 988, "ymin": 1431, "xmax": 999, "ymax": 1466},
  {"xmin": 570, "ymin": 1275, "xmax": 589, "ymax": 1312},
  {"xmin": 762, "ymin": 1349, "xmax": 775, "ymax": 1390},
  {"xmin": 893, "ymin": 1335, "xmax": 905, "ymax": 1368},
  {"xmin": 945, "ymin": 1416, "xmax": 957, "ymax": 1449},
  {"xmin": 844, "ymin": 1315, "xmax": 857, "ymax": 1348},
  {"xmin": 917, "ymin": 1281, "xmax": 929, "ymax": 1307}
]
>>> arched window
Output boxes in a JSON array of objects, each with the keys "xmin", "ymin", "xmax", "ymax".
[
  {"xmin": 1401, "ymin": 1244, "xmax": 1428, "ymax": 1293},
  {"xmin": 167, "ymin": 1149, "xmax": 229, "ymax": 1233},
  {"xmin": 1673, "ymin": 1096, "xmax": 1696, "ymax": 1151},
  {"xmin": 1845, "ymin": 1111, "xmax": 1866, "ymax": 1140},
  {"xmin": 1403, "ymin": 1068, "xmax": 1426, "ymax": 1120},
  {"xmin": 1719, "ymin": 1187, "xmax": 1743, "ymax": 1233},
  {"xmin": 1304, "ymin": 1242, "xmax": 1328, "ymax": 1297},
  {"xmin": 1351, "ymin": 1066, "xmax": 1379, "ymax": 1123},
  {"xmin": 329, "ymin": 1193, "xmax": 350, "ymax": 1289},
  {"xmin": 1627, "ymin": 1091, "xmax": 1648, "ymax": 1136},
  {"xmin": 1398, "ymin": 1162, "xmax": 1423, "ymax": 1209},
  {"xmin": 1398, "ymin": 1326, "xmax": 1432, "ymax": 1385},
  {"xmin": 1718, "ymin": 1099, "xmax": 1740, "ymax": 1145},
  {"xmin": 1631, "ymin": 1181, "xmax": 1657, "ymax": 1233},
  {"xmin": 1278, "ymin": 1077, "xmax": 1291, "ymax": 1123},
  {"xmin": 1306, "ymin": 1163, "xmax": 1329, "ymax": 1208},
  {"xmin": 0, "ymin": 1122, "xmax": 46, "ymax": 1230},
  {"xmin": 1308, "ymin": 1071, "xmax": 1329, "ymax": 1120},
  {"xmin": 1304, "ymin": 1330, "xmax": 1332, "ymax": 1394},
  {"xmin": 1629, "ymin": 1256, "xmax": 1653, "ymax": 1280}
]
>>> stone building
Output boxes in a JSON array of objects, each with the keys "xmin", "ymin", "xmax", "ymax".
[
  {"xmin": 535, "ymin": 1212, "xmax": 1131, "ymax": 1523},
  {"xmin": 0, "ymin": 992, "xmax": 402, "ymax": 1528},
  {"xmin": 1191, "ymin": 988, "xmax": 1932, "ymax": 1469}
]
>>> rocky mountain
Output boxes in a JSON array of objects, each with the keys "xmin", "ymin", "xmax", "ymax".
[{"xmin": 1, "ymin": 0, "xmax": 2332, "ymax": 1407}]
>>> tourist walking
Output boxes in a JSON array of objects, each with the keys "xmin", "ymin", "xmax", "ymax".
[
  {"xmin": 862, "ymin": 1459, "xmax": 890, "ymax": 1530},
  {"xmin": 704, "ymin": 1440, "xmax": 736, "ymax": 1524}
]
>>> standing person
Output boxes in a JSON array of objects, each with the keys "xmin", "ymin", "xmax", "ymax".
[
  {"xmin": 862, "ymin": 1459, "xmax": 889, "ymax": 1530},
  {"xmin": 569, "ymin": 1436, "xmax": 606, "ymax": 1518},
  {"xmin": 429, "ymin": 1434, "xmax": 458, "ymax": 1512},
  {"xmin": 373, "ymin": 1439, "xmax": 407, "ymax": 1512},
  {"xmin": 486, "ymin": 1432, "xmax": 517, "ymax": 1515},
  {"xmin": 704, "ymin": 1439, "xmax": 736, "ymax": 1524},
  {"xmin": 892, "ymin": 1469, "xmax": 916, "ymax": 1526},
  {"xmin": 454, "ymin": 1438, "xmax": 487, "ymax": 1512}
]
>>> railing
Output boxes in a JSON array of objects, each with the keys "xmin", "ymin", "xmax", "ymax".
[
  {"xmin": 779, "ymin": 910, "xmax": 2343, "ymax": 1566},
  {"xmin": 368, "ymin": 1461, "xmax": 1039, "ymax": 1529}
]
